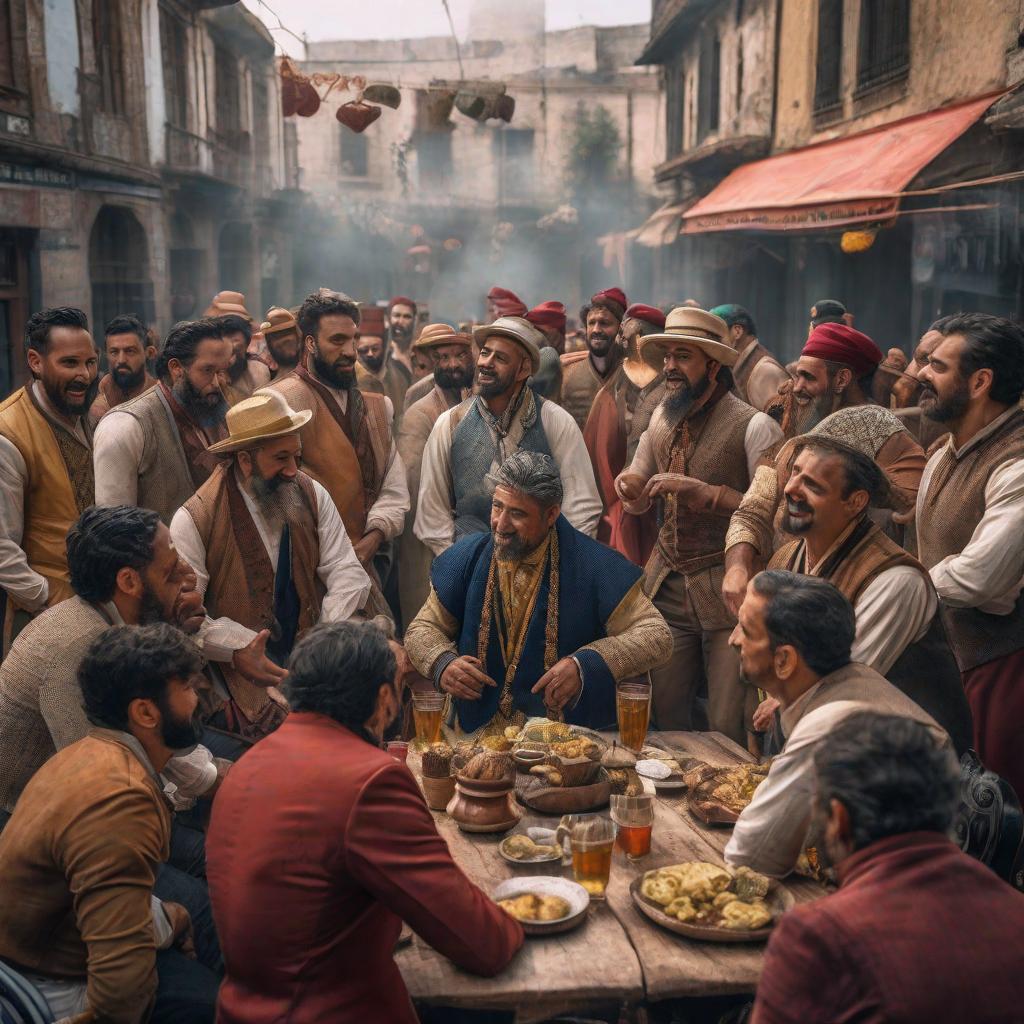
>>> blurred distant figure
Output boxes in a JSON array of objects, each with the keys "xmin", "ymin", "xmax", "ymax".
[
  {"xmin": 561, "ymin": 287, "xmax": 628, "ymax": 430},
  {"xmin": 710, "ymin": 304, "xmax": 789, "ymax": 412},
  {"xmin": 260, "ymin": 306, "xmax": 303, "ymax": 380},
  {"xmin": 486, "ymin": 285, "xmax": 528, "ymax": 320},
  {"xmin": 90, "ymin": 313, "xmax": 157, "ymax": 425},
  {"xmin": 808, "ymin": 298, "xmax": 849, "ymax": 335},
  {"xmin": 526, "ymin": 301, "xmax": 567, "ymax": 402},
  {"xmin": 356, "ymin": 305, "xmax": 411, "ymax": 426},
  {"xmin": 205, "ymin": 292, "xmax": 270, "ymax": 406},
  {"xmin": 387, "ymin": 295, "xmax": 417, "ymax": 373}
]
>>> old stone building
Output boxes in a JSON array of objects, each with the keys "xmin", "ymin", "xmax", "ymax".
[
  {"xmin": 637, "ymin": 0, "xmax": 1024, "ymax": 361},
  {"xmin": 0, "ymin": 0, "xmax": 300, "ymax": 397},
  {"xmin": 291, "ymin": 0, "xmax": 663, "ymax": 319}
]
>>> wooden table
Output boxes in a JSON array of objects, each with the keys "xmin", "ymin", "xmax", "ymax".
[{"xmin": 396, "ymin": 731, "xmax": 826, "ymax": 1020}]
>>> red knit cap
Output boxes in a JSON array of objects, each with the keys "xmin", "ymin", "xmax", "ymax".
[
  {"xmin": 802, "ymin": 323, "xmax": 883, "ymax": 377},
  {"xmin": 590, "ymin": 287, "xmax": 628, "ymax": 322},
  {"xmin": 624, "ymin": 303, "xmax": 666, "ymax": 331},
  {"xmin": 525, "ymin": 300, "xmax": 566, "ymax": 332},
  {"xmin": 359, "ymin": 305, "xmax": 387, "ymax": 337},
  {"xmin": 488, "ymin": 286, "xmax": 528, "ymax": 318},
  {"xmin": 388, "ymin": 296, "xmax": 417, "ymax": 312}
]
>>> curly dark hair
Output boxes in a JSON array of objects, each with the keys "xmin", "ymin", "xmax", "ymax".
[
  {"xmin": 938, "ymin": 312, "xmax": 1024, "ymax": 406},
  {"xmin": 79, "ymin": 623, "xmax": 202, "ymax": 731},
  {"xmin": 26, "ymin": 307, "xmax": 90, "ymax": 355},
  {"xmin": 66, "ymin": 505, "xmax": 162, "ymax": 603},
  {"xmin": 284, "ymin": 621, "xmax": 397, "ymax": 733},
  {"xmin": 217, "ymin": 313, "xmax": 252, "ymax": 343},
  {"xmin": 813, "ymin": 712, "xmax": 958, "ymax": 853},
  {"xmin": 297, "ymin": 292, "xmax": 361, "ymax": 341},
  {"xmin": 155, "ymin": 317, "xmax": 224, "ymax": 379}
]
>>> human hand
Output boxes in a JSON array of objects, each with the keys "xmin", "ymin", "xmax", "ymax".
[
  {"xmin": 722, "ymin": 564, "xmax": 752, "ymax": 618},
  {"xmin": 530, "ymin": 657, "xmax": 582, "ymax": 712},
  {"xmin": 353, "ymin": 528, "xmax": 384, "ymax": 565},
  {"xmin": 644, "ymin": 473, "xmax": 711, "ymax": 509},
  {"xmin": 615, "ymin": 472, "xmax": 646, "ymax": 502},
  {"xmin": 162, "ymin": 901, "xmax": 195, "ymax": 959},
  {"xmin": 232, "ymin": 629, "xmax": 289, "ymax": 687},
  {"xmin": 752, "ymin": 696, "xmax": 781, "ymax": 733},
  {"xmin": 174, "ymin": 573, "xmax": 207, "ymax": 635},
  {"xmin": 440, "ymin": 655, "xmax": 497, "ymax": 701}
]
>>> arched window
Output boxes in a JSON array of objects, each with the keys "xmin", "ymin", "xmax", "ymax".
[{"xmin": 89, "ymin": 206, "xmax": 153, "ymax": 331}]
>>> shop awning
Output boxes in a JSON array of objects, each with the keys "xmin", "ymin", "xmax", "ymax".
[
  {"xmin": 682, "ymin": 94, "xmax": 1000, "ymax": 234},
  {"xmin": 634, "ymin": 203, "xmax": 687, "ymax": 247}
]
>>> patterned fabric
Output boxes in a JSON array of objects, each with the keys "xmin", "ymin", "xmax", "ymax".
[{"xmin": 802, "ymin": 404, "xmax": 906, "ymax": 460}]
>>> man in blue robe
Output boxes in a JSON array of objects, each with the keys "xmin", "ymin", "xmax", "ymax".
[{"xmin": 405, "ymin": 451, "xmax": 672, "ymax": 732}]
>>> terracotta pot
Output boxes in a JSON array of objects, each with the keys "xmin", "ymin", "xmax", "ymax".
[
  {"xmin": 363, "ymin": 84, "xmax": 402, "ymax": 109},
  {"xmin": 422, "ymin": 774, "xmax": 456, "ymax": 811},
  {"xmin": 447, "ymin": 774, "xmax": 521, "ymax": 833},
  {"xmin": 295, "ymin": 81, "xmax": 321, "ymax": 118},
  {"xmin": 337, "ymin": 100, "xmax": 381, "ymax": 133}
]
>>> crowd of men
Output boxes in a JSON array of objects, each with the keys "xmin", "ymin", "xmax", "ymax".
[{"xmin": 0, "ymin": 281, "xmax": 1022, "ymax": 1022}]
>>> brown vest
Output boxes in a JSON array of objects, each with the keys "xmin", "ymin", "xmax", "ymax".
[
  {"xmin": 648, "ymin": 389, "xmax": 758, "ymax": 573},
  {"xmin": 0, "ymin": 386, "xmax": 93, "ymax": 611},
  {"xmin": 265, "ymin": 372, "xmax": 391, "ymax": 541},
  {"xmin": 732, "ymin": 340, "xmax": 774, "ymax": 405},
  {"xmin": 771, "ymin": 518, "xmax": 973, "ymax": 753},
  {"xmin": 561, "ymin": 350, "xmax": 622, "ymax": 430},
  {"xmin": 917, "ymin": 407, "xmax": 1024, "ymax": 671},
  {"xmin": 183, "ymin": 464, "xmax": 325, "ymax": 729}
]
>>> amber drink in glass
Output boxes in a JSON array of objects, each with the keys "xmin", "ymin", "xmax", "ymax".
[
  {"xmin": 617, "ymin": 680, "xmax": 652, "ymax": 752},
  {"xmin": 611, "ymin": 794, "xmax": 654, "ymax": 859},
  {"xmin": 412, "ymin": 692, "xmax": 445, "ymax": 745}
]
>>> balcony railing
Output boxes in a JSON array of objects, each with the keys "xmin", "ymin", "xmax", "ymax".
[{"xmin": 163, "ymin": 123, "xmax": 254, "ymax": 189}]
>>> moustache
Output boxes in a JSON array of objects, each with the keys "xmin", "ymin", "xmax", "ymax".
[{"xmin": 786, "ymin": 500, "xmax": 812, "ymax": 516}]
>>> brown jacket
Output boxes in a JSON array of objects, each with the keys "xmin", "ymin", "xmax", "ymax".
[{"xmin": 0, "ymin": 731, "xmax": 171, "ymax": 1024}]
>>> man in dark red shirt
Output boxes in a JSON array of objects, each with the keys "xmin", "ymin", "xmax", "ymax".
[
  {"xmin": 206, "ymin": 622, "xmax": 523, "ymax": 1024},
  {"xmin": 753, "ymin": 711, "xmax": 1024, "ymax": 1024}
]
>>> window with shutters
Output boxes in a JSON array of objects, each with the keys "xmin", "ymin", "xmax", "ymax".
[
  {"xmin": 159, "ymin": 5, "xmax": 189, "ymax": 129},
  {"xmin": 93, "ymin": 0, "xmax": 126, "ymax": 115},
  {"xmin": 697, "ymin": 30, "xmax": 720, "ymax": 143},
  {"xmin": 214, "ymin": 43, "xmax": 241, "ymax": 140},
  {"xmin": 814, "ymin": 0, "xmax": 843, "ymax": 113},
  {"xmin": 0, "ymin": 0, "xmax": 15, "ymax": 91},
  {"xmin": 857, "ymin": 0, "xmax": 910, "ymax": 93}
]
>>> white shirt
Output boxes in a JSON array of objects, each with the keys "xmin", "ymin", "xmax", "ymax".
[
  {"xmin": 917, "ymin": 407, "xmax": 1024, "ymax": 614},
  {"xmin": 92, "ymin": 404, "xmax": 156, "ymax": 508},
  {"xmin": 851, "ymin": 566, "xmax": 935, "ymax": 674},
  {"xmin": 169, "ymin": 473, "xmax": 372, "ymax": 650},
  {"xmin": 628, "ymin": 404, "xmax": 783, "ymax": 485},
  {"xmin": 414, "ymin": 396, "xmax": 603, "ymax": 556},
  {"xmin": 0, "ymin": 383, "xmax": 90, "ymax": 612}
]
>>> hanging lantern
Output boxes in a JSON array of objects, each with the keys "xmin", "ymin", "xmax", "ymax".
[{"xmin": 841, "ymin": 228, "xmax": 877, "ymax": 254}]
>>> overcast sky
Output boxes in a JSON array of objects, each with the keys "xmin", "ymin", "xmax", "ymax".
[{"xmin": 245, "ymin": 0, "xmax": 651, "ymax": 54}]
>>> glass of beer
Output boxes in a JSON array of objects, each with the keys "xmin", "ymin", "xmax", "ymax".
[
  {"xmin": 617, "ymin": 679, "xmax": 652, "ymax": 752},
  {"xmin": 610, "ymin": 794, "xmax": 654, "ymax": 859},
  {"xmin": 557, "ymin": 815, "xmax": 616, "ymax": 899},
  {"xmin": 411, "ymin": 691, "xmax": 446, "ymax": 746}
]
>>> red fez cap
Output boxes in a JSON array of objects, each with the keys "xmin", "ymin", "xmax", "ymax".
[
  {"xmin": 525, "ymin": 300, "xmax": 566, "ymax": 333},
  {"xmin": 590, "ymin": 287, "xmax": 628, "ymax": 322},
  {"xmin": 624, "ymin": 303, "xmax": 666, "ymax": 331},
  {"xmin": 359, "ymin": 305, "xmax": 387, "ymax": 337},
  {"xmin": 488, "ymin": 286, "xmax": 528, "ymax": 318},
  {"xmin": 388, "ymin": 296, "xmax": 417, "ymax": 312},
  {"xmin": 802, "ymin": 322, "xmax": 883, "ymax": 377}
]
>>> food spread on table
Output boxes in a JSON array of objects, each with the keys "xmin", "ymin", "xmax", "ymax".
[
  {"xmin": 500, "ymin": 834, "xmax": 562, "ymax": 861},
  {"xmin": 639, "ymin": 862, "xmax": 774, "ymax": 931},
  {"xmin": 498, "ymin": 892, "xmax": 572, "ymax": 922},
  {"xmin": 686, "ymin": 762, "xmax": 771, "ymax": 823}
]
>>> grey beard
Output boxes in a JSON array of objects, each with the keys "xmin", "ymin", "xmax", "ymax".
[{"xmin": 251, "ymin": 476, "xmax": 304, "ymax": 527}]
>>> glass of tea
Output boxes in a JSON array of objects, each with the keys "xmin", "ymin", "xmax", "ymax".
[
  {"xmin": 610, "ymin": 794, "xmax": 654, "ymax": 859},
  {"xmin": 556, "ymin": 814, "xmax": 617, "ymax": 899},
  {"xmin": 617, "ymin": 679, "xmax": 652, "ymax": 752},
  {"xmin": 411, "ymin": 691, "xmax": 446, "ymax": 745},
  {"xmin": 385, "ymin": 741, "xmax": 409, "ymax": 763}
]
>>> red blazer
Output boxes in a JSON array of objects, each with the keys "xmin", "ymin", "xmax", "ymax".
[
  {"xmin": 753, "ymin": 832, "xmax": 1024, "ymax": 1023},
  {"xmin": 206, "ymin": 712, "xmax": 523, "ymax": 1023}
]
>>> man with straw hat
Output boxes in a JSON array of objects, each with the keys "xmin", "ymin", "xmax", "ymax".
[
  {"xmin": 170, "ymin": 391, "xmax": 373, "ymax": 740},
  {"xmin": 260, "ymin": 307, "xmax": 303, "ymax": 380},
  {"xmin": 615, "ymin": 306, "xmax": 783, "ymax": 743},
  {"xmin": 396, "ymin": 323, "xmax": 475, "ymax": 625},
  {"xmin": 415, "ymin": 315, "xmax": 601, "ymax": 557},
  {"xmin": 205, "ymin": 291, "xmax": 272, "ymax": 405}
]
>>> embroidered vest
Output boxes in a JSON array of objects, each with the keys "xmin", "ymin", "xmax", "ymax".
[
  {"xmin": 449, "ymin": 391, "xmax": 553, "ymax": 539},
  {"xmin": 917, "ymin": 407, "xmax": 1024, "ymax": 671},
  {"xmin": 0, "ymin": 387, "xmax": 93, "ymax": 610}
]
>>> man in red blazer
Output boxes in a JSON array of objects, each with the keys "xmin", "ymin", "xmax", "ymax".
[
  {"xmin": 206, "ymin": 622, "xmax": 523, "ymax": 1023},
  {"xmin": 753, "ymin": 711, "xmax": 1024, "ymax": 1024}
]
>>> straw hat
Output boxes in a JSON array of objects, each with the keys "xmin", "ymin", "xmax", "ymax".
[
  {"xmin": 205, "ymin": 290, "xmax": 252, "ymax": 320},
  {"xmin": 472, "ymin": 316, "xmax": 544, "ymax": 374},
  {"xmin": 207, "ymin": 391, "xmax": 312, "ymax": 454},
  {"xmin": 261, "ymin": 306, "xmax": 299, "ymax": 337},
  {"xmin": 638, "ymin": 307, "xmax": 737, "ymax": 370},
  {"xmin": 413, "ymin": 322, "xmax": 472, "ymax": 351}
]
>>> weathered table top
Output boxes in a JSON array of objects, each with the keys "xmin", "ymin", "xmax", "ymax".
[{"xmin": 396, "ymin": 730, "xmax": 826, "ymax": 1020}]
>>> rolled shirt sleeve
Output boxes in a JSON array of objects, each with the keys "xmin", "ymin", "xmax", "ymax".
[
  {"xmin": 0, "ymin": 435, "xmax": 48, "ymax": 611},
  {"xmin": 578, "ymin": 579, "xmax": 673, "ymax": 680},
  {"xmin": 314, "ymin": 480, "xmax": 373, "ymax": 621},
  {"xmin": 414, "ymin": 411, "xmax": 457, "ymax": 557},
  {"xmin": 404, "ymin": 585, "xmax": 461, "ymax": 681},
  {"xmin": 725, "ymin": 463, "xmax": 780, "ymax": 558},
  {"xmin": 851, "ymin": 566, "xmax": 935, "ymax": 675},
  {"xmin": 743, "ymin": 412, "xmax": 785, "ymax": 478},
  {"xmin": 539, "ymin": 401, "xmax": 602, "ymax": 538},
  {"xmin": 365, "ymin": 398, "xmax": 410, "ymax": 542},
  {"xmin": 92, "ymin": 410, "xmax": 145, "ymax": 508}
]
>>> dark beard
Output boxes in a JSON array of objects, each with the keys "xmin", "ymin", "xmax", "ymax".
[
  {"xmin": 390, "ymin": 324, "xmax": 412, "ymax": 347},
  {"xmin": 267, "ymin": 337, "xmax": 301, "ymax": 369},
  {"xmin": 111, "ymin": 365, "xmax": 146, "ymax": 392},
  {"xmin": 252, "ymin": 474, "xmax": 304, "ymax": 525},
  {"xmin": 661, "ymin": 372, "xmax": 711, "ymax": 428},
  {"xmin": 137, "ymin": 580, "xmax": 167, "ymax": 626},
  {"xmin": 587, "ymin": 332, "xmax": 616, "ymax": 357},
  {"xmin": 477, "ymin": 376, "xmax": 511, "ymax": 400},
  {"xmin": 435, "ymin": 366, "xmax": 472, "ymax": 390},
  {"xmin": 921, "ymin": 380, "xmax": 970, "ymax": 423},
  {"xmin": 227, "ymin": 356, "xmax": 249, "ymax": 383},
  {"xmin": 172, "ymin": 376, "xmax": 228, "ymax": 430},
  {"xmin": 156, "ymin": 693, "xmax": 203, "ymax": 752},
  {"xmin": 360, "ymin": 354, "xmax": 385, "ymax": 374},
  {"xmin": 494, "ymin": 532, "xmax": 544, "ymax": 562},
  {"xmin": 312, "ymin": 351, "xmax": 356, "ymax": 391},
  {"xmin": 46, "ymin": 376, "xmax": 99, "ymax": 418}
]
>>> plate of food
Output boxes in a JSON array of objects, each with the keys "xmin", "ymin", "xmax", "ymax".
[
  {"xmin": 686, "ymin": 762, "xmax": 771, "ymax": 825},
  {"xmin": 493, "ymin": 876, "xmax": 590, "ymax": 936},
  {"xmin": 630, "ymin": 862, "xmax": 792, "ymax": 943},
  {"xmin": 499, "ymin": 829, "xmax": 563, "ymax": 865}
]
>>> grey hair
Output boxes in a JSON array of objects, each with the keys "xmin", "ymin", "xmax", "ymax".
[{"xmin": 489, "ymin": 451, "xmax": 563, "ymax": 508}]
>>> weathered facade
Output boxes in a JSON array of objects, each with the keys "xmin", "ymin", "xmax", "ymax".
[
  {"xmin": 638, "ymin": 0, "xmax": 1024, "ymax": 362},
  {"xmin": 0, "ymin": 0, "xmax": 300, "ymax": 398},
  {"xmin": 292, "ymin": 1, "xmax": 663, "ymax": 320}
]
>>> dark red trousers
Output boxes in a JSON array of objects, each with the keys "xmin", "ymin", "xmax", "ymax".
[{"xmin": 963, "ymin": 647, "xmax": 1024, "ymax": 803}]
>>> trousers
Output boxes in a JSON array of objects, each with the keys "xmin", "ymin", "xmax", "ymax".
[
  {"xmin": 649, "ymin": 570, "xmax": 749, "ymax": 743},
  {"xmin": 963, "ymin": 647, "xmax": 1024, "ymax": 803}
]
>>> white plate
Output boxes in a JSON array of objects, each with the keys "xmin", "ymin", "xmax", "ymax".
[
  {"xmin": 492, "ymin": 876, "xmax": 590, "ymax": 935},
  {"xmin": 636, "ymin": 758, "xmax": 672, "ymax": 780}
]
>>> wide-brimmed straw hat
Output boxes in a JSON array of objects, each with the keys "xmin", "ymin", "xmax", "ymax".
[
  {"xmin": 413, "ymin": 322, "xmax": 473, "ymax": 351},
  {"xmin": 472, "ymin": 316, "xmax": 544, "ymax": 374},
  {"xmin": 639, "ymin": 307, "xmax": 737, "ymax": 370},
  {"xmin": 261, "ymin": 306, "xmax": 299, "ymax": 337},
  {"xmin": 205, "ymin": 290, "xmax": 252, "ymax": 320},
  {"xmin": 207, "ymin": 391, "xmax": 312, "ymax": 454}
]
